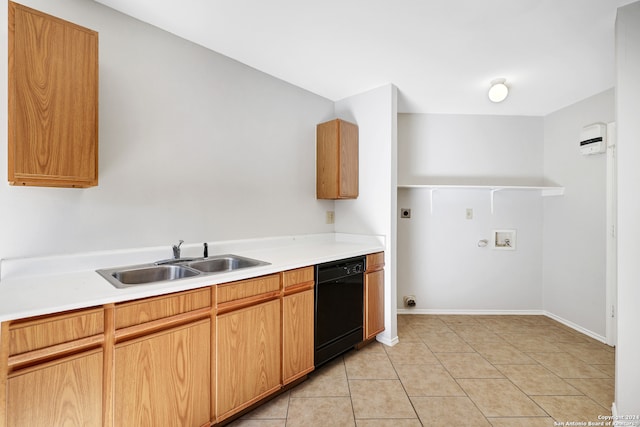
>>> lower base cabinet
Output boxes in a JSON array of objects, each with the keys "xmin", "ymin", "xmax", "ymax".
[
  {"xmin": 216, "ymin": 298, "xmax": 281, "ymax": 421},
  {"xmin": 7, "ymin": 349, "xmax": 103, "ymax": 426},
  {"xmin": 1, "ymin": 253, "xmax": 382, "ymax": 427},
  {"xmin": 282, "ymin": 289, "xmax": 314, "ymax": 383},
  {"xmin": 114, "ymin": 319, "xmax": 211, "ymax": 427},
  {"xmin": 365, "ymin": 252, "xmax": 385, "ymax": 340},
  {"xmin": 281, "ymin": 266, "xmax": 315, "ymax": 385}
]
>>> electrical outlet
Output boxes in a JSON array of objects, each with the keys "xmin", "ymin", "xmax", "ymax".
[
  {"xmin": 326, "ymin": 211, "xmax": 335, "ymax": 224},
  {"xmin": 466, "ymin": 208, "xmax": 473, "ymax": 220}
]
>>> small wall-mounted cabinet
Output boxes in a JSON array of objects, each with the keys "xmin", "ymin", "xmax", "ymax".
[
  {"xmin": 8, "ymin": 1, "xmax": 98, "ymax": 188},
  {"xmin": 316, "ymin": 119, "xmax": 358, "ymax": 199}
]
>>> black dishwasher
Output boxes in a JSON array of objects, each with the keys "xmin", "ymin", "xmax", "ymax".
[{"xmin": 314, "ymin": 256, "xmax": 365, "ymax": 367}]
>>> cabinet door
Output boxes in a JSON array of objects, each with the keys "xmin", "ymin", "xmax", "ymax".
[
  {"xmin": 9, "ymin": 2, "xmax": 98, "ymax": 187},
  {"xmin": 365, "ymin": 269, "xmax": 385, "ymax": 340},
  {"xmin": 316, "ymin": 119, "xmax": 358, "ymax": 199},
  {"xmin": 337, "ymin": 120, "xmax": 359, "ymax": 198},
  {"xmin": 216, "ymin": 299, "xmax": 281, "ymax": 420},
  {"xmin": 282, "ymin": 289, "xmax": 314, "ymax": 384},
  {"xmin": 7, "ymin": 349, "xmax": 102, "ymax": 427},
  {"xmin": 114, "ymin": 320, "xmax": 210, "ymax": 427}
]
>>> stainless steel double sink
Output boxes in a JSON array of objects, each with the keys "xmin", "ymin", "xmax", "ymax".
[{"xmin": 97, "ymin": 254, "xmax": 270, "ymax": 289}]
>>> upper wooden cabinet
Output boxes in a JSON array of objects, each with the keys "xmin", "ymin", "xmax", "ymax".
[
  {"xmin": 316, "ymin": 119, "xmax": 358, "ymax": 199},
  {"xmin": 8, "ymin": 2, "xmax": 98, "ymax": 188}
]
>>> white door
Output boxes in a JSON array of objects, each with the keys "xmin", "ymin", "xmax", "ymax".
[{"xmin": 606, "ymin": 122, "xmax": 617, "ymax": 347}]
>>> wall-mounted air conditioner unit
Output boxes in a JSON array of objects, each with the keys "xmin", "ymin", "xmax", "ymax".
[{"xmin": 580, "ymin": 123, "xmax": 607, "ymax": 155}]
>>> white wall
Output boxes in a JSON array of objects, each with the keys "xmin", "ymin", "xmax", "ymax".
[
  {"xmin": 397, "ymin": 114, "xmax": 545, "ymax": 312},
  {"xmin": 398, "ymin": 114, "xmax": 544, "ymax": 186},
  {"xmin": 0, "ymin": 0, "xmax": 335, "ymax": 259},
  {"xmin": 334, "ymin": 84, "xmax": 398, "ymax": 345},
  {"xmin": 615, "ymin": 1, "xmax": 640, "ymax": 417},
  {"xmin": 542, "ymin": 89, "xmax": 614, "ymax": 338}
]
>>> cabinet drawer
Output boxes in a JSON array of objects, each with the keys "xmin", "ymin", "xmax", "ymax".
[
  {"xmin": 217, "ymin": 274, "xmax": 280, "ymax": 304},
  {"xmin": 282, "ymin": 266, "xmax": 314, "ymax": 289},
  {"xmin": 115, "ymin": 288, "xmax": 211, "ymax": 330},
  {"xmin": 366, "ymin": 252, "xmax": 385, "ymax": 272},
  {"xmin": 8, "ymin": 308, "xmax": 104, "ymax": 356}
]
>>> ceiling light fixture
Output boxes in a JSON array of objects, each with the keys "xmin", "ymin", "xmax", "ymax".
[{"xmin": 488, "ymin": 78, "xmax": 509, "ymax": 103}]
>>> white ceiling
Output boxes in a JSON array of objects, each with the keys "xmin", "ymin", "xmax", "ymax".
[{"xmin": 94, "ymin": 0, "xmax": 633, "ymax": 116}]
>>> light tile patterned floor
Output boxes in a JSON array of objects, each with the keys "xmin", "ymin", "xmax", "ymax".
[{"xmin": 228, "ymin": 314, "xmax": 615, "ymax": 427}]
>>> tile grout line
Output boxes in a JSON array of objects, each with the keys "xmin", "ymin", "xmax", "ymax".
[
  {"xmin": 283, "ymin": 389, "xmax": 291, "ymax": 427},
  {"xmin": 406, "ymin": 317, "xmax": 496, "ymax": 424},
  {"xmin": 459, "ymin": 327, "xmax": 556, "ymax": 420},
  {"xmin": 382, "ymin": 342, "xmax": 425, "ymax": 426},
  {"xmin": 342, "ymin": 354, "xmax": 358, "ymax": 427},
  {"xmin": 424, "ymin": 326, "xmax": 500, "ymax": 426},
  {"xmin": 232, "ymin": 315, "xmax": 615, "ymax": 426}
]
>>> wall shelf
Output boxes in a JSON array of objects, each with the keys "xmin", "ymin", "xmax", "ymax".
[
  {"xmin": 397, "ymin": 184, "xmax": 565, "ymax": 214},
  {"xmin": 398, "ymin": 184, "xmax": 565, "ymax": 195}
]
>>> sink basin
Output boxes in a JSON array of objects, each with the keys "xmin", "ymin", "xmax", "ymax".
[
  {"xmin": 187, "ymin": 254, "xmax": 269, "ymax": 273},
  {"xmin": 97, "ymin": 254, "xmax": 270, "ymax": 288},
  {"xmin": 98, "ymin": 264, "xmax": 200, "ymax": 288}
]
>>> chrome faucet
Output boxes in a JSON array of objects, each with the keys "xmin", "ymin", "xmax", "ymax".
[{"xmin": 172, "ymin": 240, "xmax": 184, "ymax": 259}]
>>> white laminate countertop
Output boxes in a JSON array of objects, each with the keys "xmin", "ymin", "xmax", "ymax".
[{"xmin": 0, "ymin": 233, "xmax": 385, "ymax": 322}]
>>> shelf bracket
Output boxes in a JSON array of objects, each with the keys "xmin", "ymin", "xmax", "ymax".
[
  {"xmin": 490, "ymin": 188, "xmax": 501, "ymax": 214},
  {"xmin": 429, "ymin": 189, "xmax": 435, "ymax": 215}
]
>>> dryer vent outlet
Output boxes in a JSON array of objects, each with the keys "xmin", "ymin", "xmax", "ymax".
[{"xmin": 403, "ymin": 295, "xmax": 416, "ymax": 307}]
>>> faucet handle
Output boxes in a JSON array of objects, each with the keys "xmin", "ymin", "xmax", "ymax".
[{"xmin": 172, "ymin": 240, "xmax": 184, "ymax": 259}]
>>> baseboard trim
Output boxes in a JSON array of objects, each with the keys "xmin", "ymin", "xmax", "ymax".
[
  {"xmin": 397, "ymin": 308, "xmax": 545, "ymax": 315},
  {"xmin": 542, "ymin": 311, "xmax": 608, "ymax": 344},
  {"xmin": 611, "ymin": 403, "xmax": 640, "ymax": 427},
  {"xmin": 396, "ymin": 309, "xmax": 609, "ymax": 345},
  {"xmin": 375, "ymin": 333, "xmax": 399, "ymax": 347}
]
